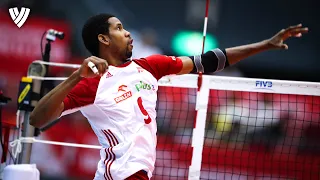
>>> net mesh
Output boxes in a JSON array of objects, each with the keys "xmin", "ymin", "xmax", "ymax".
[
  {"xmin": 202, "ymin": 90, "xmax": 320, "ymax": 179},
  {"xmin": 154, "ymin": 77, "xmax": 320, "ymax": 180},
  {"xmin": 153, "ymin": 86, "xmax": 196, "ymax": 180}
]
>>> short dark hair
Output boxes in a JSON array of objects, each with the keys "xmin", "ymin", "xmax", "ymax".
[{"xmin": 82, "ymin": 13, "xmax": 115, "ymax": 56}]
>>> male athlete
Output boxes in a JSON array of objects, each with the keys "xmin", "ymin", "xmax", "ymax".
[{"xmin": 29, "ymin": 13, "xmax": 308, "ymax": 180}]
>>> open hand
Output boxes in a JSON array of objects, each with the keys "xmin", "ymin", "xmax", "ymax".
[{"xmin": 267, "ymin": 24, "xmax": 308, "ymax": 49}]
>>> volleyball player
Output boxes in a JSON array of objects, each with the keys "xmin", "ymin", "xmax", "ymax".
[{"xmin": 29, "ymin": 14, "xmax": 308, "ymax": 179}]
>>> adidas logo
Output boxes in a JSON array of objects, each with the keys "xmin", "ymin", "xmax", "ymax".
[
  {"xmin": 137, "ymin": 67, "xmax": 144, "ymax": 73},
  {"xmin": 106, "ymin": 72, "xmax": 113, "ymax": 78},
  {"xmin": 9, "ymin": 7, "xmax": 30, "ymax": 28}
]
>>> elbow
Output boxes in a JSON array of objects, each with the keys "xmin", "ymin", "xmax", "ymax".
[
  {"xmin": 29, "ymin": 114, "xmax": 36, "ymax": 127},
  {"xmin": 29, "ymin": 112, "xmax": 41, "ymax": 128},
  {"xmin": 29, "ymin": 109, "xmax": 61, "ymax": 128}
]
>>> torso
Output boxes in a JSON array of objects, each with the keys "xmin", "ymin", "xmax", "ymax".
[{"xmin": 80, "ymin": 61, "xmax": 158, "ymax": 179}]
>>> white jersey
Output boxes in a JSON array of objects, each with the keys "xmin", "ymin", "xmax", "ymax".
[{"xmin": 61, "ymin": 55, "xmax": 183, "ymax": 180}]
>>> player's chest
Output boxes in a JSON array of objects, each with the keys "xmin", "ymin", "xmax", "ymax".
[{"xmin": 94, "ymin": 64, "xmax": 158, "ymax": 106}]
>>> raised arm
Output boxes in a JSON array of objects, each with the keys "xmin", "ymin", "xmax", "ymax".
[
  {"xmin": 177, "ymin": 24, "xmax": 308, "ymax": 75},
  {"xmin": 30, "ymin": 56, "xmax": 108, "ymax": 128}
]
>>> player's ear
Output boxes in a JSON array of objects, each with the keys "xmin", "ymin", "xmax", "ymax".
[{"xmin": 98, "ymin": 34, "xmax": 110, "ymax": 46}]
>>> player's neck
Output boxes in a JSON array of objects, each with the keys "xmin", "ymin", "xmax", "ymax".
[{"xmin": 100, "ymin": 53, "xmax": 127, "ymax": 66}]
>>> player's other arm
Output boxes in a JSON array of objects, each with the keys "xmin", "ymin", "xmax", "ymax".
[
  {"xmin": 29, "ymin": 70, "xmax": 82, "ymax": 128},
  {"xmin": 30, "ymin": 56, "xmax": 108, "ymax": 128},
  {"xmin": 177, "ymin": 24, "xmax": 308, "ymax": 75}
]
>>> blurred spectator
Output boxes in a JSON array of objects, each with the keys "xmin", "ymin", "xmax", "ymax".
[{"xmin": 209, "ymin": 93, "xmax": 282, "ymax": 147}]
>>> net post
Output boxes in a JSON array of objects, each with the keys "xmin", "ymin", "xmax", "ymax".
[
  {"xmin": 17, "ymin": 111, "xmax": 35, "ymax": 164},
  {"xmin": 17, "ymin": 78, "xmax": 42, "ymax": 164},
  {"xmin": 17, "ymin": 62, "xmax": 46, "ymax": 164},
  {"xmin": 188, "ymin": 76, "xmax": 210, "ymax": 180}
]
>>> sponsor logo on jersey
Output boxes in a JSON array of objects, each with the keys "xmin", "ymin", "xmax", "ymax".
[
  {"xmin": 106, "ymin": 72, "xmax": 113, "ymax": 78},
  {"xmin": 114, "ymin": 91, "xmax": 132, "ymax": 103},
  {"xmin": 118, "ymin": 85, "xmax": 128, "ymax": 92},
  {"xmin": 137, "ymin": 67, "xmax": 144, "ymax": 73},
  {"xmin": 135, "ymin": 81, "xmax": 155, "ymax": 92},
  {"xmin": 115, "ymin": 85, "xmax": 132, "ymax": 103}
]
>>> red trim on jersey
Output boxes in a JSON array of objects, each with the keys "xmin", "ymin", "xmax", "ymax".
[
  {"xmin": 108, "ymin": 130, "xmax": 119, "ymax": 144},
  {"xmin": 105, "ymin": 149, "xmax": 113, "ymax": 180},
  {"xmin": 102, "ymin": 129, "xmax": 119, "ymax": 180},
  {"xmin": 103, "ymin": 148, "xmax": 110, "ymax": 180},
  {"xmin": 62, "ymin": 76, "xmax": 100, "ymax": 113},
  {"xmin": 102, "ymin": 130, "xmax": 113, "ymax": 180},
  {"xmin": 104, "ymin": 130, "xmax": 116, "ymax": 146},
  {"xmin": 107, "ymin": 147, "xmax": 116, "ymax": 180},
  {"xmin": 109, "ymin": 60, "xmax": 132, "ymax": 68},
  {"xmin": 133, "ymin": 55, "xmax": 183, "ymax": 80},
  {"xmin": 103, "ymin": 148, "xmax": 109, "ymax": 165},
  {"xmin": 102, "ymin": 130, "xmax": 114, "ymax": 146}
]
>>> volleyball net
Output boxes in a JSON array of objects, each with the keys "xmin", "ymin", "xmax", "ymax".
[
  {"xmin": 153, "ymin": 74, "xmax": 320, "ymax": 180},
  {"xmin": 3, "ymin": 66, "xmax": 320, "ymax": 180}
]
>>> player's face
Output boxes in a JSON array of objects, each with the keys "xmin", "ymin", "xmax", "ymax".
[{"xmin": 107, "ymin": 17, "xmax": 133, "ymax": 60}]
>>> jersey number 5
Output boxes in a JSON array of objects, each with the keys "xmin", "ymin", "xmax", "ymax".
[{"xmin": 137, "ymin": 97, "xmax": 151, "ymax": 124}]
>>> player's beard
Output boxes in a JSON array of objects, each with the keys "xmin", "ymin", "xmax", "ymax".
[{"xmin": 125, "ymin": 47, "xmax": 132, "ymax": 60}]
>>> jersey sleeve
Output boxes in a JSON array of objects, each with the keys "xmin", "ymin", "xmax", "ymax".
[
  {"xmin": 135, "ymin": 54, "xmax": 183, "ymax": 80},
  {"xmin": 61, "ymin": 78, "xmax": 97, "ymax": 117}
]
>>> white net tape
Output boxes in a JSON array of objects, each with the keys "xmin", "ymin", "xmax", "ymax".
[
  {"xmin": 27, "ymin": 76, "xmax": 69, "ymax": 81},
  {"xmin": 10, "ymin": 137, "xmax": 101, "ymax": 159},
  {"xmin": 32, "ymin": 60, "xmax": 81, "ymax": 69}
]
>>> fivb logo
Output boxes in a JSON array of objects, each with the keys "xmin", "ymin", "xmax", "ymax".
[{"xmin": 9, "ymin": 7, "xmax": 30, "ymax": 28}]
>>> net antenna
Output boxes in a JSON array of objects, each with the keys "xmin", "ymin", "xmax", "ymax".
[
  {"xmin": 198, "ymin": 0, "xmax": 210, "ymax": 91},
  {"xmin": 189, "ymin": 0, "xmax": 211, "ymax": 179},
  {"xmin": 202, "ymin": 0, "xmax": 210, "ymax": 55}
]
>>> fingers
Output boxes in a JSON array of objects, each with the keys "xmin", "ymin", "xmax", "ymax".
[
  {"xmin": 285, "ymin": 24, "xmax": 309, "ymax": 36},
  {"xmin": 290, "ymin": 27, "xmax": 308, "ymax": 36},
  {"xmin": 286, "ymin": 23, "xmax": 302, "ymax": 31},
  {"xmin": 294, "ymin": 33, "xmax": 302, "ymax": 37},
  {"xmin": 281, "ymin": 44, "xmax": 288, "ymax": 50},
  {"xmin": 270, "ymin": 24, "xmax": 307, "ymax": 50},
  {"xmin": 90, "ymin": 56, "xmax": 108, "ymax": 76},
  {"xmin": 85, "ymin": 56, "xmax": 109, "ymax": 76}
]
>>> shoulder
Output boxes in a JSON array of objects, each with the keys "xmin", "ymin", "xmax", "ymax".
[
  {"xmin": 136, "ymin": 54, "xmax": 178, "ymax": 62},
  {"xmin": 132, "ymin": 55, "xmax": 183, "ymax": 80}
]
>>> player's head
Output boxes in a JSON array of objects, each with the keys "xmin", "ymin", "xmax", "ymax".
[{"xmin": 82, "ymin": 13, "xmax": 133, "ymax": 61}]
